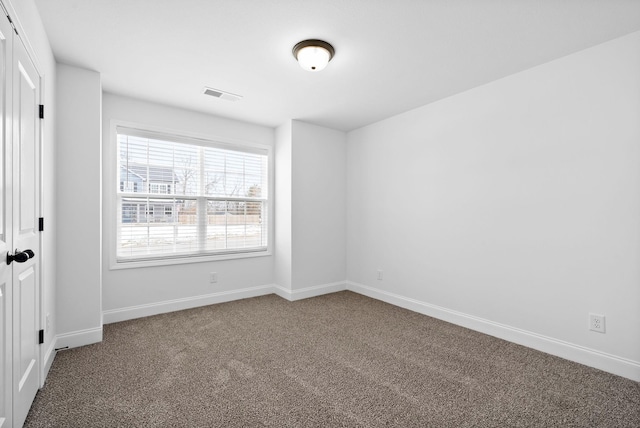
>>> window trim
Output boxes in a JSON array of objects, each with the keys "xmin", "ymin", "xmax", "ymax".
[{"xmin": 108, "ymin": 120, "xmax": 273, "ymax": 270}]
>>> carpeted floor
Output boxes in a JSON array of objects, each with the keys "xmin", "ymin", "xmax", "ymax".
[{"xmin": 24, "ymin": 291, "xmax": 640, "ymax": 427}]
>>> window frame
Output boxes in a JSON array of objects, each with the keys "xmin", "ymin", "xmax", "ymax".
[{"xmin": 108, "ymin": 120, "xmax": 273, "ymax": 270}]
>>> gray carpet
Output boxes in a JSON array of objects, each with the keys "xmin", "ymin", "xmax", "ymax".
[{"xmin": 24, "ymin": 291, "xmax": 640, "ymax": 427}]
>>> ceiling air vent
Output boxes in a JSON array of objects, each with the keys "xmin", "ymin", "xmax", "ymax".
[{"xmin": 202, "ymin": 87, "xmax": 243, "ymax": 102}]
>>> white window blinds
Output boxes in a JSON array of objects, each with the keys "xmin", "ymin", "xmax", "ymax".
[{"xmin": 116, "ymin": 127, "xmax": 269, "ymax": 262}]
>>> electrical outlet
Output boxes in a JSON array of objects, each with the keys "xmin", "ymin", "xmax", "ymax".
[
  {"xmin": 589, "ymin": 313, "xmax": 605, "ymax": 333},
  {"xmin": 377, "ymin": 270, "xmax": 383, "ymax": 280},
  {"xmin": 210, "ymin": 272, "xmax": 218, "ymax": 283}
]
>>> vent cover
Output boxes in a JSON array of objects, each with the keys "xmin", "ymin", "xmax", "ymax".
[{"xmin": 202, "ymin": 87, "xmax": 243, "ymax": 102}]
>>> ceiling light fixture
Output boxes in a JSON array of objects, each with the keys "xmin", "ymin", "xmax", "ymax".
[{"xmin": 292, "ymin": 39, "xmax": 335, "ymax": 72}]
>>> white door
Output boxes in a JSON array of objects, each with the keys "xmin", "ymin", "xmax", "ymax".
[
  {"xmin": 0, "ymin": 7, "xmax": 13, "ymax": 428},
  {"xmin": 11, "ymin": 29, "xmax": 41, "ymax": 428}
]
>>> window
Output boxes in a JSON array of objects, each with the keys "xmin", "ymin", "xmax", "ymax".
[
  {"xmin": 116, "ymin": 126, "xmax": 269, "ymax": 264},
  {"xmin": 121, "ymin": 180, "xmax": 135, "ymax": 192},
  {"xmin": 149, "ymin": 183, "xmax": 170, "ymax": 194}
]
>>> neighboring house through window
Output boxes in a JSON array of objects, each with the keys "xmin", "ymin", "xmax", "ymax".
[{"xmin": 115, "ymin": 126, "xmax": 269, "ymax": 265}]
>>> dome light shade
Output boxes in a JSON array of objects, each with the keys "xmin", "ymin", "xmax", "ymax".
[{"xmin": 293, "ymin": 39, "xmax": 335, "ymax": 72}]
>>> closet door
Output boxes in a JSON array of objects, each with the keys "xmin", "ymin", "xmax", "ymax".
[
  {"xmin": 11, "ymin": 28, "xmax": 41, "ymax": 428},
  {"xmin": 0, "ymin": 10, "xmax": 13, "ymax": 428}
]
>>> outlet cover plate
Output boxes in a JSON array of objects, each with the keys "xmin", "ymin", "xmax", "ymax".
[{"xmin": 589, "ymin": 313, "xmax": 605, "ymax": 333}]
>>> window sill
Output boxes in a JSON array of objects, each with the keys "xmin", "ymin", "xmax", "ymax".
[{"xmin": 109, "ymin": 249, "xmax": 271, "ymax": 270}]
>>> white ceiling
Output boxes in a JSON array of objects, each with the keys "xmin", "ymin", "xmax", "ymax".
[{"xmin": 35, "ymin": 0, "xmax": 640, "ymax": 132}]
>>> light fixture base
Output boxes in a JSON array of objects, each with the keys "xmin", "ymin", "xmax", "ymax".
[{"xmin": 292, "ymin": 39, "xmax": 335, "ymax": 71}]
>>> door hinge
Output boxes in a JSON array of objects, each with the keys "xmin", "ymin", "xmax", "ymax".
[
  {"xmin": 39, "ymin": 104, "xmax": 44, "ymax": 119},
  {"xmin": 38, "ymin": 329, "xmax": 44, "ymax": 344},
  {"xmin": 6, "ymin": 15, "xmax": 17, "ymax": 35},
  {"xmin": 39, "ymin": 217, "xmax": 44, "ymax": 231}
]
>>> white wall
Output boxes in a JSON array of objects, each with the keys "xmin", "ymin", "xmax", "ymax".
[
  {"xmin": 101, "ymin": 94, "xmax": 275, "ymax": 321},
  {"xmin": 274, "ymin": 121, "xmax": 292, "ymax": 290},
  {"xmin": 347, "ymin": 31, "xmax": 640, "ymax": 380},
  {"xmin": 290, "ymin": 121, "xmax": 346, "ymax": 290},
  {"xmin": 7, "ymin": 0, "xmax": 57, "ymax": 374},
  {"xmin": 273, "ymin": 120, "xmax": 347, "ymax": 299},
  {"xmin": 55, "ymin": 64, "xmax": 102, "ymax": 346}
]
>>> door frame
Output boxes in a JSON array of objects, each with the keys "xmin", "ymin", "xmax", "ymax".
[
  {"xmin": 0, "ymin": 1, "xmax": 46, "ymax": 426},
  {"xmin": 0, "ymin": 0, "xmax": 46, "ymax": 385}
]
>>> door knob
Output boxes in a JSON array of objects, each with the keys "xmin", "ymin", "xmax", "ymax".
[{"xmin": 6, "ymin": 249, "xmax": 34, "ymax": 265}]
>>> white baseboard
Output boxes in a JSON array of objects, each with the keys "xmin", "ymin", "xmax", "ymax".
[
  {"xmin": 42, "ymin": 337, "xmax": 57, "ymax": 383},
  {"xmin": 55, "ymin": 326, "xmax": 103, "ymax": 350},
  {"xmin": 273, "ymin": 281, "xmax": 346, "ymax": 301},
  {"xmin": 346, "ymin": 281, "xmax": 640, "ymax": 382},
  {"xmin": 102, "ymin": 284, "xmax": 275, "ymax": 324},
  {"xmin": 103, "ymin": 282, "xmax": 345, "ymax": 325},
  {"xmin": 95, "ymin": 278, "xmax": 639, "ymax": 381}
]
